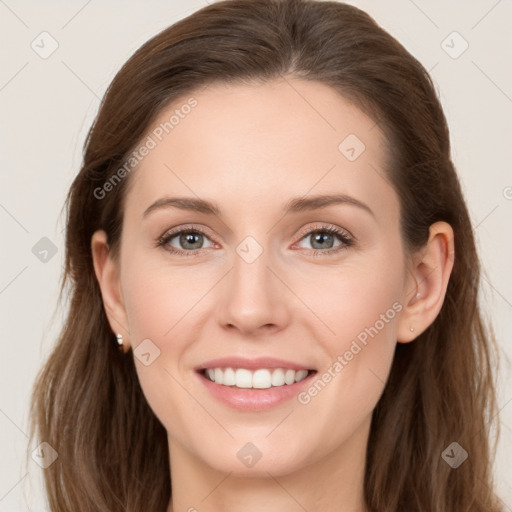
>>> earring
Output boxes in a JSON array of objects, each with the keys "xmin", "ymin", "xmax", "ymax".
[
  {"xmin": 116, "ymin": 333, "xmax": 124, "ymax": 351},
  {"xmin": 410, "ymin": 327, "xmax": 415, "ymax": 332},
  {"xmin": 410, "ymin": 292, "xmax": 421, "ymax": 306}
]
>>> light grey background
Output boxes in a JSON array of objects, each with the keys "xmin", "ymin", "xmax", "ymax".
[{"xmin": 1, "ymin": 0, "xmax": 511, "ymax": 510}]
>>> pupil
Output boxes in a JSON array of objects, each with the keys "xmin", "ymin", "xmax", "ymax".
[
  {"xmin": 312, "ymin": 232, "xmax": 333, "ymax": 249},
  {"xmin": 181, "ymin": 232, "xmax": 202, "ymax": 249}
]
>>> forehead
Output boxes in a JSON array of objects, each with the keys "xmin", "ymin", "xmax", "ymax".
[{"xmin": 124, "ymin": 78, "xmax": 398, "ymax": 224}]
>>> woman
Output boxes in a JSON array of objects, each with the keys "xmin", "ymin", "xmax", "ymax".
[{"xmin": 28, "ymin": 0, "xmax": 503, "ymax": 510}]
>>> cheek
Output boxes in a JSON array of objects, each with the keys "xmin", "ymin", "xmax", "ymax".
[
  {"xmin": 335, "ymin": 264, "xmax": 403, "ymax": 353},
  {"xmin": 120, "ymin": 249, "xmax": 201, "ymax": 342},
  {"xmin": 119, "ymin": 253, "xmax": 201, "ymax": 433},
  {"xmin": 296, "ymin": 249, "xmax": 404, "ymax": 354},
  {"xmin": 302, "ymin": 244, "xmax": 404, "ymax": 407}
]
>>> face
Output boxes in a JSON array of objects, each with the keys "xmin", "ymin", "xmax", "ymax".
[{"xmin": 107, "ymin": 78, "xmax": 415, "ymax": 476}]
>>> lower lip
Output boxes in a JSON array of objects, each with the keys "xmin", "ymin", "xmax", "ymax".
[{"xmin": 196, "ymin": 371, "xmax": 316, "ymax": 411}]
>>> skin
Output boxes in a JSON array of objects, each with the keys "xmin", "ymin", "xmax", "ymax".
[{"xmin": 92, "ymin": 78, "xmax": 454, "ymax": 512}]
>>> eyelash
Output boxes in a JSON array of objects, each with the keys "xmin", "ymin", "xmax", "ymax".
[{"xmin": 155, "ymin": 223, "xmax": 354, "ymax": 258}]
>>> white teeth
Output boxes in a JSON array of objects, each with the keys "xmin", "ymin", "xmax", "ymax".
[
  {"xmin": 235, "ymin": 369, "xmax": 253, "ymax": 388},
  {"xmin": 223, "ymin": 367, "xmax": 236, "ymax": 386},
  {"xmin": 284, "ymin": 369, "xmax": 296, "ymax": 385},
  {"xmin": 295, "ymin": 369, "xmax": 308, "ymax": 382},
  {"xmin": 214, "ymin": 368, "xmax": 224, "ymax": 385},
  {"xmin": 271, "ymin": 369, "xmax": 285, "ymax": 387},
  {"xmin": 252, "ymin": 369, "xmax": 272, "ymax": 389},
  {"xmin": 204, "ymin": 367, "xmax": 311, "ymax": 388}
]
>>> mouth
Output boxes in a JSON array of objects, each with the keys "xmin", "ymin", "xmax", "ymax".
[
  {"xmin": 195, "ymin": 367, "xmax": 317, "ymax": 412},
  {"xmin": 194, "ymin": 357, "xmax": 318, "ymax": 410},
  {"xmin": 199, "ymin": 367, "xmax": 316, "ymax": 389}
]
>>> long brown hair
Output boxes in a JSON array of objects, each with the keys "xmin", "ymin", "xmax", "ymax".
[{"xmin": 28, "ymin": 0, "xmax": 503, "ymax": 510}]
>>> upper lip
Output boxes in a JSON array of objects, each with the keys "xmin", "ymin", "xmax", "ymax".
[{"xmin": 196, "ymin": 357, "xmax": 314, "ymax": 371}]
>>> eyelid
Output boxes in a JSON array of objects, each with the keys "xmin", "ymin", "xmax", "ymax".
[
  {"xmin": 160, "ymin": 223, "xmax": 216, "ymax": 240},
  {"xmin": 156, "ymin": 223, "xmax": 219, "ymax": 249},
  {"xmin": 293, "ymin": 222, "xmax": 354, "ymax": 243}
]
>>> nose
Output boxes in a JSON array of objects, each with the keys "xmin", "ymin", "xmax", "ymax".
[{"xmin": 216, "ymin": 241, "xmax": 291, "ymax": 337}]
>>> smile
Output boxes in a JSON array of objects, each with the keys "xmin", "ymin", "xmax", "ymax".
[{"xmin": 202, "ymin": 367, "xmax": 312, "ymax": 389}]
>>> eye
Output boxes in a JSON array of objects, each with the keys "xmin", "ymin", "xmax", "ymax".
[
  {"xmin": 156, "ymin": 223, "xmax": 354, "ymax": 257},
  {"xmin": 293, "ymin": 224, "xmax": 354, "ymax": 256},
  {"xmin": 156, "ymin": 225, "xmax": 215, "ymax": 256}
]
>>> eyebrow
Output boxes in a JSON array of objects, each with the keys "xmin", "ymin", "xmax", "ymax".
[{"xmin": 142, "ymin": 193, "xmax": 375, "ymax": 219}]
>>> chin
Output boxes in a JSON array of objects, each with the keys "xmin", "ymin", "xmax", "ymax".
[{"xmin": 194, "ymin": 439, "xmax": 314, "ymax": 478}]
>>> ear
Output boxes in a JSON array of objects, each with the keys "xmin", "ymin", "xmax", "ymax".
[
  {"xmin": 91, "ymin": 230, "xmax": 131, "ymax": 352},
  {"xmin": 397, "ymin": 221, "xmax": 455, "ymax": 343}
]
